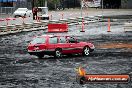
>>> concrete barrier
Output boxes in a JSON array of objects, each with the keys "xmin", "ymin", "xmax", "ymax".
[
  {"xmin": 124, "ymin": 23, "xmax": 132, "ymax": 32},
  {"xmin": 24, "ymin": 23, "xmax": 33, "ymax": 29},
  {"xmin": 15, "ymin": 24, "xmax": 24, "ymax": 30},
  {"xmin": 84, "ymin": 16, "xmax": 98, "ymax": 23},
  {"xmin": 7, "ymin": 25, "xmax": 16, "ymax": 31},
  {"xmin": 41, "ymin": 21, "xmax": 49, "ymax": 27},
  {"xmin": 68, "ymin": 18, "xmax": 77, "ymax": 24},
  {"xmin": 0, "ymin": 26, "xmax": 7, "ymax": 32},
  {"xmin": 33, "ymin": 22, "xmax": 42, "ymax": 28},
  {"xmin": 49, "ymin": 20, "xmax": 59, "ymax": 24},
  {"xmin": 95, "ymin": 15, "xmax": 103, "ymax": 21},
  {"xmin": 77, "ymin": 17, "xmax": 84, "ymax": 20},
  {"xmin": 59, "ymin": 19, "xmax": 68, "ymax": 23}
]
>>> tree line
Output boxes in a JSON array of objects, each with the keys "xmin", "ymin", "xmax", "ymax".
[{"xmin": 33, "ymin": 0, "xmax": 80, "ymax": 10}]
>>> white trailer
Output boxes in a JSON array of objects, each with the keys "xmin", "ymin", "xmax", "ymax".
[{"xmin": 38, "ymin": 7, "xmax": 49, "ymax": 20}]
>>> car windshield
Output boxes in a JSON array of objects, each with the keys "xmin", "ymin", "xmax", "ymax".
[{"xmin": 30, "ymin": 37, "xmax": 45, "ymax": 44}]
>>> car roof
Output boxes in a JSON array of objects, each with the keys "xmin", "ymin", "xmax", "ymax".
[
  {"xmin": 17, "ymin": 8, "xmax": 28, "ymax": 10},
  {"xmin": 17, "ymin": 8, "xmax": 28, "ymax": 9},
  {"xmin": 37, "ymin": 35, "xmax": 70, "ymax": 38}
]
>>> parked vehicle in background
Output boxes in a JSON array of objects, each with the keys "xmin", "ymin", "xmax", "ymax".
[
  {"xmin": 27, "ymin": 35, "xmax": 95, "ymax": 58},
  {"xmin": 57, "ymin": 4, "xmax": 65, "ymax": 10},
  {"xmin": 13, "ymin": 8, "xmax": 32, "ymax": 18},
  {"xmin": 37, "ymin": 7, "xmax": 49, "ymax": 20}
]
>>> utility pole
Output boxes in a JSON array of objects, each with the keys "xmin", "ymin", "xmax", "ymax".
[
  {"xmin": 102, "ymin": 0, "xmax": 103, "ymax": 16},
  {"xmin": 101, "ymin": 0, "xmax": 103, "ymax": 30},
  {"xmin": 32, "ymin": 0, "xmax": 35, "ymax": 20},
  {"xmin": 81, "ymin": 0, "xmax": 82, "ymax": 17},
  {"xmin": 45, "ymin": 0, "xmax": 47, "ymax": 7},
  {"xmin": 32, "ymin": 0, "xmax": 34, "ymax": 9}
]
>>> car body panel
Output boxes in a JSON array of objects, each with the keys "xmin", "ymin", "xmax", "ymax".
[
  {"xmin": 27, "ymin": 35, "xmax": 95, "ymax": 57},
  {"xmin": 13, "ymin": 8, "xmax": 32, "ymax": 17}
]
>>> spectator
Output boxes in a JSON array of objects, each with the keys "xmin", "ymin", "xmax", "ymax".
[{"xmin": 33, "ymin": 7, "xmax": 38, "ymax": 20}]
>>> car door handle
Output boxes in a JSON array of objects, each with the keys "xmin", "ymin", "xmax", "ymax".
[{"xmin": 70, "ymin": 45, "xmax": 73, "ymax": 46}]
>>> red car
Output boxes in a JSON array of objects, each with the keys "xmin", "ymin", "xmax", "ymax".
[{"xmin": 27, "ymin": 35, "xmax": 95, "ymax": 58}]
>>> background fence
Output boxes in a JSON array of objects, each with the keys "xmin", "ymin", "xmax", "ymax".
[{"xmin": 0, "ymin": 0, "xmax": 32, "ymax": 14}]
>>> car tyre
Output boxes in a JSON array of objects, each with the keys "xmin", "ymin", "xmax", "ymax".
[
  {"xmin": 24, "ymin": 13, "xmax": 26, "ymax": 17},
  {"xmin": 54, "ymin": 49, "xmax": 62, "ymax": 58},
  {"xmin": 37, "ymin": 53, "xmax": 44, "ymax": 59},
  {"xmin": 47, "ymin": 17, "xmax": 49, "ymax": 20},
  {"xmin": 82, "ymin": 46, "xmax": 90, "ymax": 56}
]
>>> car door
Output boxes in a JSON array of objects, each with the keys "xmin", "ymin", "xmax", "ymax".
[
  {"xmin": 57, "ymin": 36, "xmax": 70, "ymax": 54},
  {"xmin": 47, "ymin": 37, "xmax": 58, "ymax": 53},
  {"xmin": 68, "ymin": 37, "xmax": 81, "ymax": 53}
]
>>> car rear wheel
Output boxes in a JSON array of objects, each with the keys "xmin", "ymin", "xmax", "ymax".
[
  {"xmin": 36, "ymin": 53, "xmax": 44, "ymax": 59},
  {"xmin": 47, "ymin": 17, "xmax": 49, "ymax": 20},
  {"xmin": 24, "ymin": 13, "xmax": 26, "ymax": 17},
  {"xmin": 54, "ymin": 49, "xmax": 62, "ymax": 58},
  {"xmin": 82, "ymin": 46, "xmax": 90, "ymax": 56}
]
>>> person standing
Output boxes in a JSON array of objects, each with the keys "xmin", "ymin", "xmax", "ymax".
[{"xmin": 33, "ymin": 7, "xmax": 38, "ymax": 20}]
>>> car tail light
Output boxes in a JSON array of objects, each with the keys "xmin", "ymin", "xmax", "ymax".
[{"xmin": 28, "ymin": 46, "xmax": 34, "ymax": 50}]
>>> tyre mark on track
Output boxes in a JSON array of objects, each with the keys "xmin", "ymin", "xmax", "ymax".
[{"xmin": 96, "ymin": 43, "xmax": 132, "ymax": 49}]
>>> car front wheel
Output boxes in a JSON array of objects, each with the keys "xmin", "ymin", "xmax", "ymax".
[
  {"xmin": 82, "ymin": 46, "xmax": 90, "ymax": 56},
  {"xmin": 54, "ymin": 49, "xmax": 62, "ymax": 58}
]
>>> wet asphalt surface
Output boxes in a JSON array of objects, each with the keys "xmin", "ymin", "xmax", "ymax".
[{"xmin": 0, "ymin": 20, "xmax": 132, "ymax": 88}]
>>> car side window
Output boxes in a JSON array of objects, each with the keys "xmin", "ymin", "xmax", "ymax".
[
  {"xmin": 69, "ymin": 37, "xmax": 76, "ymax": 43},
  {"xmin": 59, "ymin": 37, "xmax": 66, "ymax": 43},
  {"xmin": 49, "ymin": 37, "xmax": 58, "ymax": 44}
]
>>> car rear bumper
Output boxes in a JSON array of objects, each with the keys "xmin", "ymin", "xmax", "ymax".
[
  {"xmin": 14, "ymin": 14, "xmax": 25, "ymax": 16},
  {"xmin": 90, "ymin": 49, "xmax": 94, "ymax": 52},
  {"xmin": 28, "ymin": 50, "xmax": 54, "ymax": 55}
]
